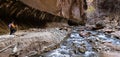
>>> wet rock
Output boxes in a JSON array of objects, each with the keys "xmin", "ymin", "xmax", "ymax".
[
  {"xmin": 79, "ymin": 31, "xmax": 91, "ymax": 37},
  {"xmin": 111, "ymin": 31, "xmax": 120, "ymax": 39},
  {"xmin": 101, "ymin": 28, "xmax": 115, "ymax": 33},
  {"xmin": 92, "ymin": 22, "xmax": 105, "ymax": 30},
  {"xmin": 85, "ymin": 25, "xmax": 95, "ymax": 30},
  {"xmin": 78, "ymin": 47, "xmax": 86, "ymax": 53},
  {"xmin": 92, "ymin": 47, "xmax": 100, "ymax": 52},
  {"xmin": 86, "ymin": 21, "xmax": 105, "ymax": 30}
]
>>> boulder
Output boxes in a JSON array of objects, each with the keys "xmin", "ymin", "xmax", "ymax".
[
  {"xmin": 101, "ymin": 52, "xmax": 120, "ymax": 57},
  {"xmin": 111, "ymin": 31, "xmax": 120, "ymax": 39}
]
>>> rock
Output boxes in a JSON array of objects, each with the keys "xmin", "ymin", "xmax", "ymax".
[
  {"xmin": 59, "ymin": 26, "xmax": 71, "ymax": 31},
  {"xmin": 101, "ymin": 52, "xmax": 120, "ymax": 57},
  {"xmin": 101, "ymin": 28, "xmax": 115, "ymax": 33},
  {"xmin": 0, "ymin": 28, "xmax": 69, "ymax": 57},
  {"xmin": 79, "ymin": 31, "xmax": 91, "ymax": 37},
  {"xmin": 103, "ymin": 42, "xmax": 120, "ymax": 51},
  {"xmin": 85, "ymin": 25, "xmax": 95, "ymax": 30},
  {"xmin": 85, "ymin": 23, "xmax": 105, "ymax": 30},
  {"xmin": 92, "ymin": 22, "xmax": 105, "ymax": 30},
  {"xmin": 111, "ymin": 31, "xmax": 120, "ymax": 39},
  {"xmin": 78, "ymin": 47, "xmax": 86, "ymax": 53}
]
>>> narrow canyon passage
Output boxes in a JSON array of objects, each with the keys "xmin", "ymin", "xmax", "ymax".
[{"xmin": 0, "ymin": 0, "xmax": 120, "ymax": 57}]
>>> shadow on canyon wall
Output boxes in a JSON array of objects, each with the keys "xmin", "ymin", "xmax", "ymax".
[{"xmin": 0, "ymin": 0, "xmax": 88, "ymax": 34}]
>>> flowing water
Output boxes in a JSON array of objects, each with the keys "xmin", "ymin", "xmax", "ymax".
[{"xmin": 40, "ymin": 27, "xmax": 120, "ymax": 57}]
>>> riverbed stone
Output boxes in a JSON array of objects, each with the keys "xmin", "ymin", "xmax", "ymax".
[
  {"xmin": 78, "ymin": 47, "xmax": 86, "ymax": 53},
  {"xmin": 111, "ymin": 31, "xmax": 120, "ymax": 39},
  {"xmin": 101, "ymin": 51, "xmax": 120, "ymax": 57}
]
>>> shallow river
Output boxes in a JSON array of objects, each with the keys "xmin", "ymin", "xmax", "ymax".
[{"xmin": 40, "ymin": 27, "xmax": 120, "ymax": 57}]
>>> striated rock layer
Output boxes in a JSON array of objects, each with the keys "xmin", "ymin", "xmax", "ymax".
[
  {"xmin": 0, "ymin": 0, "xmax": 88, "ymax": 26},
  {"xmin": 20, "ymin": 0, "xmax": 88, "ymax": 25}
]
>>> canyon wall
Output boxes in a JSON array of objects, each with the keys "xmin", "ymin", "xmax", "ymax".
[{"xmin": 20, "ymin": 0, "xmax": 88, "ymax": 25}]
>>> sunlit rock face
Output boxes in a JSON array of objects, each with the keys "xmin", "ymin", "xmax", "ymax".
[
  {"xmin": 56, "ymin": 0, "xmax": 87, "ymax": 21},
  {"xmin": 20, "ymin": 0, "xmax": 57, "ymax": 14},
  {"xmin": 0, "ymin": 0, "xmax": 87, "ymax": 26},
  {"xmin": 20, "ymin": 0, "xmax": 88, "ymax": 25}
]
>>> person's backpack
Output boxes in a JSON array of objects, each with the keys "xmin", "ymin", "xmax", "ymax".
[
  {"xmin": 8, "ymin": 23, "xmax": 12, "ymax": 28},
  {"xmin": 8, "ymin": 23, "xmax": 16, "ymax": 29}
]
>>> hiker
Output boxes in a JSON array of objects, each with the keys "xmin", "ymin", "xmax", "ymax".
[{"xmin": 8, "ymin": 21, "xmax": 17, "ymax": 35}]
